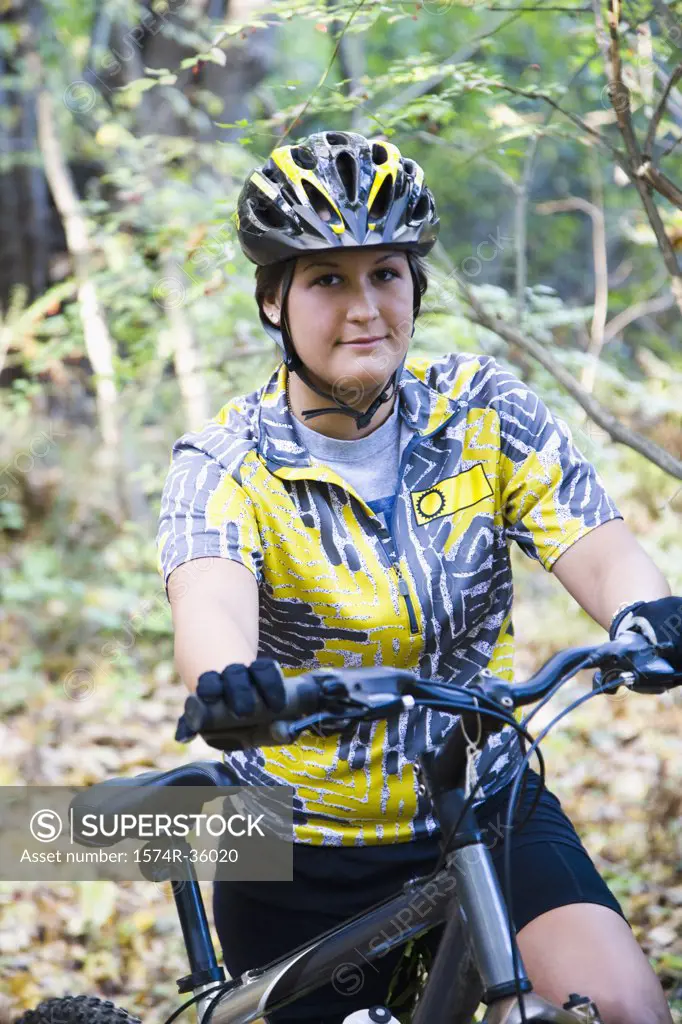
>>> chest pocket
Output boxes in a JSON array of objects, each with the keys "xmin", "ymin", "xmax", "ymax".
[{"xmin": 411, "ymin": 464, "xmax": 493, "ymax": 526}]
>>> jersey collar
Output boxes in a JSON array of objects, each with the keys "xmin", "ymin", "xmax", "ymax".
[{"xmin": 257, "ymin": 359, "xmax": 461, "ymax": 474}]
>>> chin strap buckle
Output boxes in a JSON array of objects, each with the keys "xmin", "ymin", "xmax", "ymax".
[{"xmin": 562, "ymin": 993, "xmax": 604, "ymax": 1021}]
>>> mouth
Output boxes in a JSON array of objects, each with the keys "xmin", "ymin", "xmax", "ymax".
[{"xmin": 341, "ymin": 335, "xmax": 387, "ymax": 347}]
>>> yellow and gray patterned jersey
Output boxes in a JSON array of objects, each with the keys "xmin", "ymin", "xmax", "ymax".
[{"xmin": 157, "ymin": 352, "xmax": 621, "ymax": 846}]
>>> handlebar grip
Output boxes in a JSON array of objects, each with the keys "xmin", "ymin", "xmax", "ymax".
[{"xmin": 183, "ymin": 674, "xmax": 323, "ymax": 750}]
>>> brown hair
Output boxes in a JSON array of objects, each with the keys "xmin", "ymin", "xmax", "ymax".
[{"xmin": 255, "ymin": 252, "xmax": 429, "ymax": 324}]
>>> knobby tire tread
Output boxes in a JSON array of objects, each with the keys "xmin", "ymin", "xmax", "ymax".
[{"xmin": 13, "ymin": 994, "xmax": 143, "ymax": 1024}]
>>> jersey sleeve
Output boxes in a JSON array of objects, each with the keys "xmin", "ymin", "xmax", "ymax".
[
  {"xmin": 156, "ymin": 440, "xmax": 263, "ymax": 594},
  {"xmin": 494, "ymin": 367, "xmax": 622, "ymax": 570}
]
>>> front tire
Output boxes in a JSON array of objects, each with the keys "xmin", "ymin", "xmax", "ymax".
[{"xmin": 14, "ymin": 995, "xmax": 142, "ymax": 1023}]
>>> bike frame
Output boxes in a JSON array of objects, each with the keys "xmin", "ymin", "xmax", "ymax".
[{"xmin": 169, "ymin": 721, "xmax": 588, "ymax": 1024}]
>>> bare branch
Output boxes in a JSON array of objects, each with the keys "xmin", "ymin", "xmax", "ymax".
[
  {"xmin": 159, "ymin": 258, "xmax": 210, "ymax": 433},
  {"xmin": 637, "ymin": 158, "xmax": 682, "ymax": 208},
  {"xmin": 593, "ymin": 0, "xmax": 682, "ymax": 308},
  {"xmin": 653, "ymin": 65, "xmax": 682, "ymax": 127},
  {"xmin": 644, "ymin": 63, "xmax": 682, "ymax": 158},
  {"xmin": 357, "ymin": 10, "xmax": 524, "ymax": 136},
  {"xmin": 327, "ymin": 0, "xmax": 362, "ymax": 129},
  {"xmin": 416, "ymin": 131, "xmax": 518, "ymax": 189},
  {"xmin": 460, "ymin": 281, "xmax": 682, "ymax": 480},
  {"xmin": 497, "ymin": 84, "xmax": 631, "ymax": 170},
  {"xmin": 604, "ymin": 291, "xmax": 676, "ymax": 341},
  {"xmin": 423, "ymin": 49, "xmax": 601, "ymax": 332},
  {"xmin": 536, "ymin": 186, "xmax": 608, "ymax": 394},
  {"xmin": 514, "ymin": 134, "xmax": 539, "ymax": 326},
  {"xmin": 428, "ymin": 240, "xmax": 682, "ymax": 479},
  {"xmin": 661, "ymin": 133, "xmax": 682, "ymax": 160},
  {"xmin": 280, "ymin": 0, "xmax": 368, "ymax": 143},
  {"xmin": 499, "ymin": 50, "xmax": 601, "ymax": 326}
]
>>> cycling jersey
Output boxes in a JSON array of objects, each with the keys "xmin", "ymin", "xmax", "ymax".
[
  {"xmin": 157, "ymin": 352, "xmax": 621, "ymax": 845},
  {"xmin": 291, "ymin": 396, "xmax": 410, "ymax": 533}
]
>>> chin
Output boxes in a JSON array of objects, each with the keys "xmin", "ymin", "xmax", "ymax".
[
  {"xmin": 323, "ymin": 356, "xmax": 402, "ymax": 408},
  {"xmin": 340, "ymin": 342, "xmax": 404, "ymax": 375}
]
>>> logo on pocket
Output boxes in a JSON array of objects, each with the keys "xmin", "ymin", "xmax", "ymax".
[
  {"xmin": 411, "ymin": 465, "xmax": 493, "ymax": 525},
  {"xmin": 415, "ymin": 487, "xmax": 446, "ymax": 520}
]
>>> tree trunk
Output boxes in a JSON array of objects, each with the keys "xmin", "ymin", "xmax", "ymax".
[
  {"xmin": 159, "ymin": 258, "xmax": 211, "ymax": 432},
  {"xmin": 0, "ymin": 48, "xmax": 52, "ymax": 312},
  {"xmin": 29, "ymin": 52, "xmax": 128, "ymax": 520}
]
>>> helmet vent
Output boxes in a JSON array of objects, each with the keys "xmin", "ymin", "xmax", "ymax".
[
  {"xmin": 372, "ymin": 143, "xmax": 388, "ymax": 165},
  {"xmin": 403, "ymin": 159, "xmax": 416, "ymax": 176},
  {"xmin": 301, "ymin": 179, "xmax": 338, "ymax": 224},
  {"xmin": 368, "ymin": 174, "xmax": 393, "ymax": 222},
  {"xmin": 291, "ymin": 146, "xmax": 317, "ymax": 169},
  {"xmin": 409, "ymin": 191, "xmax": 430, "ymax": 224},
  {"xmin": 326, "ymin": 131, "xmax": 349, "ymax": 147},
  {"xmin": 250, "ymin": 198, "xmax": 289, "ymax": 231},
  {"xmin": 335, "ymin": 151, "xmax": 358, "ymax": 204}
]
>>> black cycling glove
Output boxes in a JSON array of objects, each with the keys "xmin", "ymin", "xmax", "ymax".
[
  {"xmin": 610, "ymin": 596, "xmax": 682, "ymax": 671},
  {"xmin": 175, "ymin": 657, "xmax": 286, "ymax": 742}
]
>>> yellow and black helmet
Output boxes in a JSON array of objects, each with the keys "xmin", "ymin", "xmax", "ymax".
[{"xmin": 236, "ymin": 130, "xmax": 440, "ymax": 265}]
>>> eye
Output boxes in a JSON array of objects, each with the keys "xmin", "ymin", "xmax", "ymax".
[
  {"xmin": 310, "ymin": 267, "xmax": 401, "ymax": 288},
  {"xmin": 311, "ymin": 273, "xmax": 341, "ymax": 287},
  {"xmin": 375, "ymin": 267, "xmax": 400, "ymax": 282}
]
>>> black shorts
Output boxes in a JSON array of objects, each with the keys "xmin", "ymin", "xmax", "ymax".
[{"xmin": 212, "ymin": 770, "xmax": 624, "ymax": 1023}]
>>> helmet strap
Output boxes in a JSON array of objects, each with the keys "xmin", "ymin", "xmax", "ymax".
[{"xmin": 297, "ymin": 363, "xmax": 399, "ymax": 430}]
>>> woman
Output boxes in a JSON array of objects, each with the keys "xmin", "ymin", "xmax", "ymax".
[{"xmin": 158, "ymin": 131, "xmax": 680, "ymax": 1023}]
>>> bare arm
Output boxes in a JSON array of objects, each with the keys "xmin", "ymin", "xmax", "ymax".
[
  {"xmin": 167, "ymin": 557, "xmax": 259, "ymax": 693},
  {"xmin": 551, "ymin": 519, "xmax": 671, "ymax": 630}
]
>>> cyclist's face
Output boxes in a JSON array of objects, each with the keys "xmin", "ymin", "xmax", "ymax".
[{"xmin": 268, "ymin": 248, "xmax": 414, "ymax": 403}]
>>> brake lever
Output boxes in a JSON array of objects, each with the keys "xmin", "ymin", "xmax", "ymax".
[
  {"xmin": 271, "ymin": 694, "xmax": 412, "ymax": 743},
  {"xmin": 592, "ymin": 631, "xmax": 678, "ymax": 695},
  {"xmin": 311, "ymin": 666, "xmax": 415, "ymax": 699}
]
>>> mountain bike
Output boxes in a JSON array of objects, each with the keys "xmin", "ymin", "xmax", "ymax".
[{"xmin": 15, "ymin": 631, "xmax": 680, "ymax": 1024}]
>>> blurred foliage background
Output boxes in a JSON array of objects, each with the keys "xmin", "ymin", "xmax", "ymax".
[{"xmin": 0, "ymin": 0, "xmax": 681, "ymax": 1020}]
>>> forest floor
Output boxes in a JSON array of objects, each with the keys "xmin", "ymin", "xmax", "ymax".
[{"xmin": 0, "ymin": 548, "xmax": 680, "ymax": 1024}]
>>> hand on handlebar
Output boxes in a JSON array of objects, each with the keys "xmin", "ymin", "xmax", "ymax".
[
  {"xmin": 175, "ymin": 658, "xmax": 286, "ymax": 742},
  {"xmin": 610, "ymin": 596, "xmax": 682, "ymax": 670}
]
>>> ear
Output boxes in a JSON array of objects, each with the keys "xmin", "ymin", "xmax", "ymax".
[{"xmin": 261, "ymin": 285, "xmax": 282, "ymax": 326}]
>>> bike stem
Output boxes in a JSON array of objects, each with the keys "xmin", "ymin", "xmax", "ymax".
[{"xmin": 418, "ymin": 745, "xmax": 533, "ymax": 1005}]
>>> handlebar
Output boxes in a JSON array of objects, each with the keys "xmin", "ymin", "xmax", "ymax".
[{"xmin": 178, "ymin": 632, "xmax": 681, "ymax": 754}]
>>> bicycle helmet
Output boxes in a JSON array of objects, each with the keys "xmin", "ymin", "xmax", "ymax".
[{"xmin": 235, "ymin": 130, "xmax": 440, "ymax": 429}]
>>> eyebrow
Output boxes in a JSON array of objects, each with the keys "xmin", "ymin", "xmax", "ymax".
[{"xmin": 300, "ymin": 252, "xmax": 402, "ymax": 271}]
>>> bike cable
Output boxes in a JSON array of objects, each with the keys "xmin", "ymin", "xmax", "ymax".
[
  {"xmin": 416, "ymin": 657, "xmax": 596, "ymax": 1024},
  {"xmin": 500, "ymin": 671, "xmax": 620, "ymax": 1023},
  {"xmin": 395, "ymin": 702, "xmax": 541, "ymax": 1024},
  {"xmin": 425, "ymin": 663, "xmax": 581, "ymax": 850},
  {"xmin": 411, "ymin": 703, "xmax": 543, "ymax": 880},
  {"xmin": 159, "ymin": 982, "xmax": 230, "ymax": 1024}
]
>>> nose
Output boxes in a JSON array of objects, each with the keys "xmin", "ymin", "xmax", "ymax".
[{"xmin": 346, "ymin": 277, "xmax": 380, "ymax": 324}]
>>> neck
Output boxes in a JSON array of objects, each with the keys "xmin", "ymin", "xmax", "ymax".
[{"xmin": 286, "ymin": 369, "xmax": 397, "ymax": 440}]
